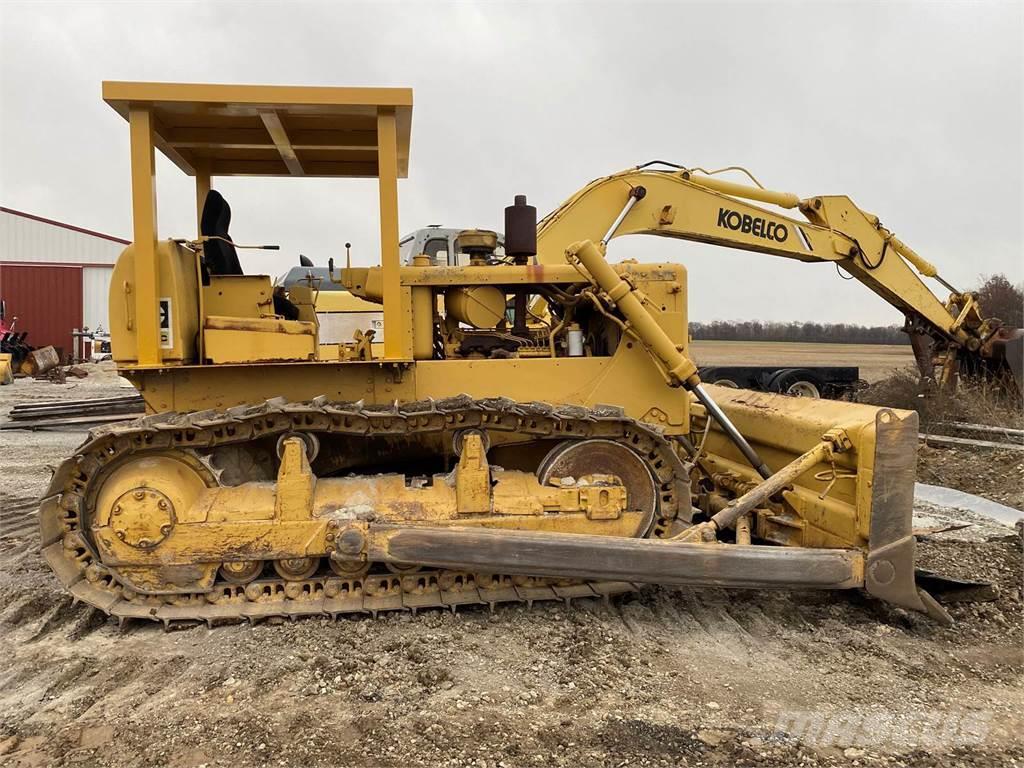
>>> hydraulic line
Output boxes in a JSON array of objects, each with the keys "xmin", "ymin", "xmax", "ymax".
[
  {"xmin": 568, "ymin": 238, "xmax": 772, "ymax": 480},
  {"xmin": 709, "ymin": 440, "xmax": 833, "ymax": 530},
  {"xmin": 601, "ymin": 186, "xmax": 646, "ymax": 245},
  {"xmin": 690, "ymin": 384, "xmax": 772, "ymax": 479}
]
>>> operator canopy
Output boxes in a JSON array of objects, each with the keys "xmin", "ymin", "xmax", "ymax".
[
  {"xmin": 103, "ymin": 81, "xmax": 415, "ymax": 359},
  {"xmin": 102, "ymin": 81, "xmax": 412, "ymax": 177}
]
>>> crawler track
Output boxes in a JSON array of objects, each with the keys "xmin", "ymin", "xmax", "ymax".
[{"xmin": 38, "ymin": 396, "xmax": 691, "ymax": 627}]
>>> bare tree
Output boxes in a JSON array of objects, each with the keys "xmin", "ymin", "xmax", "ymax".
[
  {"xmin": 975, "ymin": 274, "xmax": 1023, "ymax": 327},
  {"xmin": 689, "ymin": 321, "xmax": 907, "ymax": 344}
]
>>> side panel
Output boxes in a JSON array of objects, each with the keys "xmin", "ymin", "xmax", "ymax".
[
  {"xmin": 204, "ymin": 327, "xmax": 317, "ymax": 364},
  {"xmin": 415, "ymin": 350, "xmax": 689, "ymax": 430},
  {"xmin": 109, "ymin": 241, "xmax": 199, "ymax": 364},
  {"xmin": 316, "ymin": 311, "xmax": 384, "ymax": 344},
  {"xmin": 203, "ymin": 275, "xmax": 274, "ymax": 317},
  {"xmin": 0, "ymin": 263, "xmax": 82, "ymax": 357}
]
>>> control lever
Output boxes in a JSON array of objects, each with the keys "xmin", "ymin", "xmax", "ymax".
[{"xmin": 327, "ymin": 243, "xmax": 353, "ymax": 287}]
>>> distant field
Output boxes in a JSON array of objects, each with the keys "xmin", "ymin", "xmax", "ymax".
[{"xmin": 689, "ymin": 340, "xmax": 915, "ymax": 383}]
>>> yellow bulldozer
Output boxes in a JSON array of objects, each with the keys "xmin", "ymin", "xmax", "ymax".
[{"xmin": 39, "ymin": 82, "xmax": 1018, "ymax": 627}]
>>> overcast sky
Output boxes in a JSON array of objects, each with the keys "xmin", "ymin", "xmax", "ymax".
[{"xmin": 1, "ymin": 1, "xmax": 1020, "ymax": 325}]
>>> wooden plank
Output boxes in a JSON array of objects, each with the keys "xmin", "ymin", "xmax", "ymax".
[
  {"xmin": 11, "ymin": 396, "xmax": 141, "ymax": 410},
  {"xmin": 919, "ymin": 432, "xmax": 1024, "ymax": 452},
  {"xmin": 10, "ymin": 403, "xmax": 143, "ymax": 419},
  {"xmin": 0, "ymin": 413, "xmax": 143, "ymax": 430},
  {"xmin": 940, "ymin": 421, "xmax": 1024, "ymax": 441},
  {"xmin": 11, "ymin": 394, "xmax": 143, "ymax": 411}
]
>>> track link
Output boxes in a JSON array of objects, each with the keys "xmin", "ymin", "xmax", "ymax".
[{"xmin": 38, "ymin": 396, "xmax": 691, "ymax": 627}]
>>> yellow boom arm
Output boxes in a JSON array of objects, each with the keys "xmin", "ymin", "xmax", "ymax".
[{"xmin": 535, "ymin": 165, "xmax": 994, "ymax": 357}]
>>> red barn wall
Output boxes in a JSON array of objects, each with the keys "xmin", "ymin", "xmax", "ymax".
[{"xmin": 0, "ymin": 264, "xmax": 83, "ymax": 358}]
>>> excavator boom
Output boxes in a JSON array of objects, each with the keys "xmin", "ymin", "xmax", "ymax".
[{"xmin": 534, "ymin": 164, "xmax": 1021, "ymax": 390}]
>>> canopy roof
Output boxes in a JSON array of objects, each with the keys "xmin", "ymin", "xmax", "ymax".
[{"xmin": 103, "ymin": 81, "xmax": 412, "ymax": 178}]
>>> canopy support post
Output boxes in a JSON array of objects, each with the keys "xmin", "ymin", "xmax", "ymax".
[
  {"xmin": 129, "ymin": 106, "xmax": 161, "ymax": 365},
  {"xmin": 377, "ymin": 108, "xmax": 411, "ymax": 359},
  {"xmin": 195, "ymin": 160, "xmax": 210, "ymax": 237}
]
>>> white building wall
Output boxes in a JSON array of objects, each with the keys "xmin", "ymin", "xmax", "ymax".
[
  {"xmin": 0, "ymin": 209, "xmax": 126, "ymax": 266},
  {"xmin": 83, "ymin": 266, "xmax": 114, "ymax": 332}
]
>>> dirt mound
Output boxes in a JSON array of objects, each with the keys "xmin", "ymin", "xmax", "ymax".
[{"xmin": 858, "ymin": 367, "xmax": 1023, "ymax": 435}]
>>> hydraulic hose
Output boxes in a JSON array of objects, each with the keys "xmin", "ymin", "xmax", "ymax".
[{"xmin": 567, "ymin": 238, "xmax": 772, "ymax": 480}]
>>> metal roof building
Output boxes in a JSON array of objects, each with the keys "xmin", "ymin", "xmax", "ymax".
[{"xmin": 0, "ymin": 207, "xmax": 128, "ymax": 358}]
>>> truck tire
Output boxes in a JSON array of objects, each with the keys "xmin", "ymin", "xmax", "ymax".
[
  {"xmin": 768, "ymin": 368, "xmax": 823, "ymax": 399},
  {"xmin": 699, "ymin": 367, "xmax": 741, "ymax": 388}
]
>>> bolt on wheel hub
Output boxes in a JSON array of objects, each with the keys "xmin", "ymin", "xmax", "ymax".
[{"xmin": 110, "ymin": 487, "xmax": 175, "ymax": 549}]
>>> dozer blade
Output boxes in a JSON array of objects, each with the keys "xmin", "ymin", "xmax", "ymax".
[{"xmin": 863, "ymin": 407, "xmax": 951, "ymax": 623}]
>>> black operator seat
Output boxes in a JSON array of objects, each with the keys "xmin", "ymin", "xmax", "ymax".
[
  {"xmin": 200, "ymin": 190, "xmax": 243, "ymax": 276},
  {"xmin": 199, "ymin": 190, "xmax": 298, "ymax": 320}
]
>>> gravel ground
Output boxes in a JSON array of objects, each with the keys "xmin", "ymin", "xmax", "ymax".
[
  {"xmin": 0, "ymin": 364, "xmax": 1021, "ymax": 768},
  {"xmin": 917, "ymin": 445, "xmax": 1024, "ymax": 511}
]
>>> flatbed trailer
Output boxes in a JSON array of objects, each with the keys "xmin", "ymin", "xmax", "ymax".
[{"xmin": 697, "ymin": 365, "xmax": 861, "ymax": 399}]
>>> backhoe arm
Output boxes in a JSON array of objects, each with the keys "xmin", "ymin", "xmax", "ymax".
[{"xmin": 537, "ymin": 165, "xmax": 1010, "ymax": 382}]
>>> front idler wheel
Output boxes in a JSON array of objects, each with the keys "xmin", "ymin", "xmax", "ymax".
[{"xmin": 537, "ymin": 439, "xmax": 657, "ymax": 537}]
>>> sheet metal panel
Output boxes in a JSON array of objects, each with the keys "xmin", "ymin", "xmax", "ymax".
[
  {"xmin": 0, "ymin": 208, "xmax": 126, "ymax": 266},
  {"xmin": 82, "ymin": 266, "xmax": 113, "ymax": 333},
  {"xmin": 317, "ymin": 310, "xmax": 383, "ymax": 344},
  {"xmin": 0, "ymin": 264, "xmax": 82, "ymax": 357}
]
